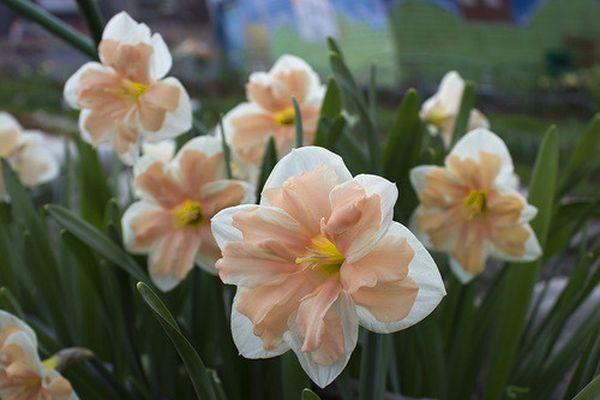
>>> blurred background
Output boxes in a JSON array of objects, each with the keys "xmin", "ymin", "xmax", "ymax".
[{"xmin": 0, "ymin": 0, "xmax": 599, "ymax": 183}]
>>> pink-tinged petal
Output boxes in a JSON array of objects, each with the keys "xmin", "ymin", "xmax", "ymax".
[
  {"xmin": 133, "ymin": 157, "xmax": 184, "ymax": 207},
  {"xmin": 43, "ymin": 370, "xmax": 76, "ymax": 400},
  {"xmin": 201, "ymin": 180, "xmax": 254, "ymax": 217},
  {"xmin": 325, "ymin": 177, "xmax": 390, "ymax": 262},
  {"xmin": 138, "ymin": 77, "xmax": 192, "ymax": 141},
  {"xmin": 262, "ymin": 146, "xmax": 352, "ymax": 199},
  {"xmin": 355, "ymin": 222, "xmax": 445, "ymax": 333},
  {"xmin": 0, "ymin": 311, "xmax": 37, "ymax": 349},
  {"xmin": 0, "ymin": 112, "xmax": 22, "ymax": 158},
  {"xmin": 113, "ymin": 119, "xmax": 141, "ymax": 165},
  {"xmin": 270, "ymin": 54, "xmax": 323, "ymax": 105},
  {"xmin": 352, "ymin": 279, "xmax": 418, "ymax": 324},
  {"xmin": 467, "ymin": 108, "xmax": 489, "ymax": 131},
  {"xmin": 148, "ymin": 230, "xmax": 200, "ymax": 292},
  {"xmin": 102, "ymin": 12, "xmax": 151, "ymax": 45},
  {"xmin": 229, "ymin": 288, "xmax": 290, "ymax": 359},
  {"xmin": 286, "ymin": 292, "xmax": 358, "ymax": 388},
  {"xmin": 217, "ymin": 241, "xmax": 299, "ymax": 287},
  {"xmin": 409, "ymin": 165, "xmax": 438, "ymax": 195},
  {"xmin": 340, "ymin": 225, "xmax": 414, "ymax": 294},
  {"xmin": 263, "ymin": 165, "xmax": 339, "ymax": 236},
  {"xmin": 63, "ymin": 62, "xmax": 117, "ymax": 110},
  {"xmin": 122, "ymin": 201, "xmax": 173, "ymax": 253},
  {"xmin": 235, "ymin": 272, "xmax": 313, "ymax": 352},
  {"xmin": 79, "ymin": 109, "xmax": 116, "ymax": 146},
  {"xmin": 172, "ymin": 135, "xmax": 225, "ymax": 195},
  {"xmin": 111, "ymin": 42, "xmax": 153, "ymax": 84},
  {"xmin": 450, "ymin": 128, "xmax": 517, "ymax": 188},
  {"xmin": 246, "ymin": 72, "xmax": 292, "ymax": 113},
  {"xmin": 211, "ymin": 204, "xmax": 261, "ymax": 250}
]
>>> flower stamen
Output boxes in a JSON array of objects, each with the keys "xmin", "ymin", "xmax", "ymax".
[
  {"xmin": 463, "ymin": 189, "xmax": 487, "ymax": 219},
  {"xmin": 275, "ymin": 106, "xmax": 296, "ymax": 126},
  {"xmin": 174, "ymin": 200, "xmax": 204, "ymax": 227},
  {"xmin": 295, "ymin": 235, "xmax": 344, "ymax": 276},
  {"xmin": 121, "ymin": 78, "xmax": 148, "ymax": 101}
]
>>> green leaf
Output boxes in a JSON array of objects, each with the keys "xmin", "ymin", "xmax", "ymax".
[
  {"xmin": 483, "ymin": 127, "xmax": 559, "ymax": 400},
  {"xmin": 292, "ymin": 96, "xmax": 304, "ymax": 148},
  {"xmin": 281, "ymin": 352, "xmax": 309, "ymax": 400},
  {"xmin": 558, "ymin": 114, "xmax": 600, "ymax": 196},
  {"xmin": 137, "ymin": 282, "xmax": 217, "ymax": 400},
  {"xmin": 256, "ymin": 136, "xmax": 278, "ymax": 199},
  {"xmin": 0, "ymin": 287, "xmax": 24, "ymax": 317},
  {"xmin": 450, "ymin": 81, "xmax": 476, "ymax": 146},
  {"xmin": 74, "ymin": 0, "xmax": 104, "ymax": 44},
  {"xmin": 218, "ymin": 115, "xmax": 233, "ymax": 179},
  {"xmin": 320, "ymin": 78, "xmax": 342, "ymax": 118},
  {"xmin": 1, "ymin": 0, "xmax": 97, "ymax": 59},
  {"xmin": 359, "ymin": 331, "xmax": 386, "ymax": 400},
  {"xmin": 45, "ymin": 204, "xmax": 149, "ymax": 284},
  {"xmin": 301, "ymin": 388, "xmax": 321, "ymax": 400},
  {"xmin": 572, "ymin": 374, "xmax": 600, "ymax": 400}
]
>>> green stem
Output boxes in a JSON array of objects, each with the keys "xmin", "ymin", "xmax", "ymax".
[
  {"xmin": 359, "ymin": 331, "xmax": 386, "ymax": 400},
  {"xmin": 1, "ymin": 0, "xmax": 97, "ymax": 59},
  {"xmin": 75, "ymin": 0, "xmax": 104, "ymax": 45},
  {"xmin": 292, "ymin": 96, "xmax": 304, "ymax": 148}
]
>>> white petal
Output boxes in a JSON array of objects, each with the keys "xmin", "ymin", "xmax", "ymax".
[
  {"xmin": 409, "ymin": 165, "xmax": 437, "ymax": 195},
  {"xmin": 449, "ymin": 257, "xmax": 476, "ymax": 284},
  {"xmin": 262, "ymin": 146, "xmax": 352, "ymax": 204},
  {"xmin": 285, "ymin": 292, "xmax": 358, "ymax": 388},
  {"xmin": 0, "ymin": 310, "xmax": 37, "ymax": 347},
  {"xmin": 102, "ymin": 11, "xmax": 151, "ymax": 45},
  {"xmin": 270, "ymin": 54, "xmax": 324, "ymax": 105},
  {"xmin": 230, "ymin": 288, "xmax": 290, "ymax": 359},
  {"xmin": 142, "ymin": 139, "xmax": 176, "ymax": 163},
  {"xmin": 14, "ymin": 132, "xmax": 59, "ymax": 187},
  {"xmin": 450, "ymin": 128, "xmax": 517, "ymax": 187},
  {"xmin": 78, "ymin": 109, "xmax": 116, "ymax": 146},
  {"xmin": 342, "ymin": 174, "xmax": 398, "ymax": 262},
  {"xmin": 63, "ymin": 62, "xmax": 114, "ymax": 109},
  {"xmin": 1, "ymin": 330, "xmax": 42, "ymax": 371},
  {"xmin": 149, "ymin": 33, "xmax": 172, "ymax": 80},
  {"xmin": 489, "ymin": 223, "xmax": 542, "ymax": 264},
  {"xmin": 467, "ymin": 108, "xmax": 490, "ymax": 131},
  {"xmin": 0, "ymin": 112, "xmax": 23, "ymax": 158},
  {"xmin": 437, "ymin": 70, "xmax": 465, "ymax": 114},
  {"xmin": 356, "ymin": 221, "xmax": 446, "ymax": 333},
  {"xmin": 408, "ymin": 207, "xmax": 434, "ymax": 249},
  {"xmin": 210, "ymin": 204, "xmax": 260, "ymax": 250},
  {"xmin": 42, "ymin": 369, "xmax": 80, "ymax": 400},
  {"xmin": 139, "ymin": 77, "xmax": 192, "ymax": 142},
  {"xmin": 121, "ymin": 201, "xmax": 161, "ymax": 254},
  {"xmin": 112, "ymin": 134, "xmax": 140, "ymax": 166}
]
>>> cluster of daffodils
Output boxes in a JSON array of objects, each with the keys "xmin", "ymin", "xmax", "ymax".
[
  {"xmin": 0, "ymin": 311, "xmax": 77, "ymax": 399},
  {"xmin": 0, "ymin": 112, "xmax": 59, "ymax": 201},
  {"xmin": 23, "ymin": 10, "xmax": 544, "ymax": 390}
]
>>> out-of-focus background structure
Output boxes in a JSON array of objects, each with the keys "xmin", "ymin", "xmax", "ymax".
[{"xmin": 0, "ymin": 0, "xmax": 599, "ymax": 183}]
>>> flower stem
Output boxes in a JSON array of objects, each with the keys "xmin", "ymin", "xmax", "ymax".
[
  {"xmin": 75, "ymin": 0, "xmax": 104, "ymax": 45},
  {"xmin": 359, "ymin": 331, "xmax": 386, "ymax": 400},
  {"xmin": 2, "ymin": 0, "xmax": 97, "ymax": 59}
]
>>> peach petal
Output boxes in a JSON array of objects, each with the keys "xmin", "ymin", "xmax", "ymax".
[
  {"xmin": 274, "ymin": 68, "xmax": 311, "ymax": 104},
  {"xmin": 142, "ymin": 81, "xmax": 181, "ymax": 111},
  {"xmin": 352, "ymin": 277, "xmax": 419, "ymax": 323},
  {"xmin": 135, "ymin": 162, "xmax": 184, "ymax": 208},
  {"xmin": 246, "ymin": 77, "xmax": 291, "ymax": 113},
  {"xmin": 138, "ymin": 102, "xmax": 167, "ymax": 132},
  {"xmin": 177, "ymin": 150, "xmax": 223, "ymax": 199},
  {"xmin": 130, "ymin": 208, "xmax": 174, "ymax": 250},
  {"xmin": 200, "ymin": 180, "xmax": 246, "ymax": 218},
  {"xmin": 263, "ymin": 166, "xmax": 338, "ymax": 237},
  {"xmin": 149, "ymin": 231, "xmax": 200, "ymax": 289},
  {"xmin": 112, "ymin": 42, "xmax": 153, "ymax": 84},
  {"xmin": 83, "ymin": 111, "xmax": 116, "ymax": 144}
]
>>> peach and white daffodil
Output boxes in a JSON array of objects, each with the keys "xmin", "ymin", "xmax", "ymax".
[
  {"xmin": 211, "ymin": 146, "xmax": 445, "ymax": 387},
  {"xmin": 64, "ymin": 12, "xmax": 192, "ymax": 165},
  {"xmin": 0, "ymin": 310, "xmax": 77, "ymax": 400},
  {"xmin": 420, "ymin": 71, "xmax": 489, "ymax": 148},
  {"xmin": 410, "ymin": 128, "xmax": 542, "ymax": 283},
  {"xmin": 122, "ymin": 135, "xmax": 255, "ymax": 291},
  {"xmin": 142, "ymin": 139, "xmax": 176, "ymax": 163},
  {"xmin": 0, "ymin": 112, "xmax": 59, "ymax": 201},
  {"xmin": 220, "ymin": 55, "xmax": 324, "ymax": 173}
]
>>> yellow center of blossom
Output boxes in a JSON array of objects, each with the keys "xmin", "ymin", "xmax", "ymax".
[
  {"xmin": 463, "ymin": 189, "xmax": 487, "ymax": 219},
  {"xmin": 295, "ymin": 235, "xmax": 345, "ymax": 276},
  {"xmin": 42, "ymin": 355, "xmax": 59, "ymax": 370},
  {"xmin": 121, "ymin": 78, "xmax": 148, "ymax": 101},
  {"xmin": 174, "ymin": 200, "xmax": 204, "ymax": 227},
  {"xmin": 275, "ymin": 106, "xmax": 296, "ymax": 126}
]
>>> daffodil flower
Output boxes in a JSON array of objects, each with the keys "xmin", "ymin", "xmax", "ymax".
[
  {"xmin": 410, "ymin": 128, "xmax": 542, "ymax": 283},
  {"xmin": 420, "ymin": 71, "xmax": 489, "ymax": 148},
  {"xmin": 122, "ymin": 135, "xmax": 255, "ymax": 291},
  {"xmin": 211, "ymin": 146, "xmax": 445, "ymax": 387},
  {"xmin": 0, "ymin": 310, "xmax": 77, "ymax": 400},
  {"xmin": 220, "ymin": 55, "xmax": 324, "ymax": 175},
  {"xmin": 0, "ymin": 112, "xmax": 59, "ymax": 201},
  {"xmin": 64, "ymin": 12, "xmax": 192, "ymax": 165}
]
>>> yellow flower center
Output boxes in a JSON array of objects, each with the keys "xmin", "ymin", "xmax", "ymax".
[
  {"xmin": 42, "ymin": 355, "xmax": 59, "ymax": 370},
  {"xmin": 463, "ymin": 189, "xmax": 487, "ymax": 219},
  {"xmin": 275, "ymin": 106, "xmax": 296, "ymax": 126},
  {"xmin": 174, "ymin": 200, "xmax": 204, "ymax": 227},
  {"xmin": 295, "ymin": 235, "xmax": 345, "ymax": 276},
  {"xmin": 121, "ymin": 78, "xmax": 148, "ymax": 101}
]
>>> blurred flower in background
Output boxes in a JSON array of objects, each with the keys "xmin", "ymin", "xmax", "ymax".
[
  {"xmin": 122, "ymin": 135, "xmax": 254, "ymax": 292},
  {"xmin": 63, "ymin": 11, "xmax": 192, "ymax": 165},
  {"xmin": 0, "ymin": 112, "xmax": 59, "ymax": 201},
  {"xmin": 410, "ymin": 128, "xmax": 542, "ymax": 283}
]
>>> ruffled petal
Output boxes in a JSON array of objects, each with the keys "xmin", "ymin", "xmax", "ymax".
[
  {"xmin": 14, "ymin": 132, "xmax": 59, "ymax": 187},
  {"xmin": 148, "ymin": 230, "xmax": 200, "ymax": 292},
  {"xmin": 121, "ymin": 201, "xmax": 173, "ymax": 254}
]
